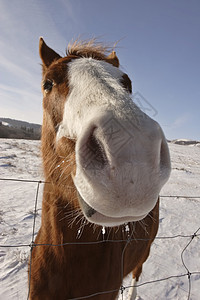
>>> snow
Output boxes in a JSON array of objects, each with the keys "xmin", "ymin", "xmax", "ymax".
[
  {"xmin": 2, "ymin": 122, "xmax": 12, "ymax": 127},
  {"xmin": 0, "ymin": 139, "xmax": 200, "ymax": 300}
]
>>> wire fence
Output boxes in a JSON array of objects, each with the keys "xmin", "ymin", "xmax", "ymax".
[{"xmin": 0, "ymin": 177, "xmax": 200, "ymax": 300}]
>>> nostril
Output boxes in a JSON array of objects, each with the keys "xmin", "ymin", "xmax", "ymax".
[
  {"xmin": 86, "ymin": 130, "xmax": 108, "ymax": 167},
  {"xmin": 160, "ymin": 139, "xmax": 171, "ymax": 171}
]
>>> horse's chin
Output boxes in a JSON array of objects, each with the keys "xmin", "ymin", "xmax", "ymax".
[{"xmin": 77, "ymin": 193, "xmax": 147, "ymax": 227}]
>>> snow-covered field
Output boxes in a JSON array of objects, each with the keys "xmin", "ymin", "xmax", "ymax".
[{"xmin": 0, "ymin": 138, "xmax": 200, "ymax": 300}]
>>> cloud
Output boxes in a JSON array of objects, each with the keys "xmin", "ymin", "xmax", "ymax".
[
  {"xmin": 0, "ymin": 83, "xmax": 42, "ymax": 123},
  {"xmin": 171, "ymin": 114, "xmax": 191, "ymax": 129},
  {"xmin": 0, "ymin": 0, "xmax": 82, "ymax": 124},
  {"xmin": 0, "ymin": 83, "xmax": 40, "ymax": 100},
  {"xmin": 0, "ymin": 53, "xmax": 39, "ymax": 90},
  {"xmin": 59, "ymin": 0, "xmax": 81, "ymax": 27}
]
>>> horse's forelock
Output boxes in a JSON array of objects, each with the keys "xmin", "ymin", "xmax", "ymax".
[
  {"xmin": 66, "ymin": 38, "xmax": 120, "ymax": 68},
  {"xmin": 67, "ymin": 38, "xmax": 110, "ymax": 59}
]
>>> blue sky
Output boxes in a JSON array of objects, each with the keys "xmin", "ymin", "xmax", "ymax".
[{"xmin": 0, "ymin": 0, "xmax": 200, "ymax": 140}]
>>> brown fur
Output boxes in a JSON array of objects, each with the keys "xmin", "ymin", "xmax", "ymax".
[{"xmin": 28, "ymin": 38, "xmax": 159, "ymax": 299}]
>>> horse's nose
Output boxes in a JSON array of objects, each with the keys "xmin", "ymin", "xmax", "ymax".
[{"xmin": 76, "ymin": 108, "xmax": 171, "ymax": 189}]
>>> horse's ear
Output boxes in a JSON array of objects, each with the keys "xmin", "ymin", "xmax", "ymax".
[
  {"xmin": 106, "ymin": 51, "xmax": 119, "ymax": 67},
  {"xmin": 39, "ymin": 37, "xmax": 61, "ymax": 68}
]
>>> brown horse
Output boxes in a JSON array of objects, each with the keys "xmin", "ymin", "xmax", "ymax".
[{"xmin": 28, "ymin": 38, "xmax": 171, "ymax": 299}]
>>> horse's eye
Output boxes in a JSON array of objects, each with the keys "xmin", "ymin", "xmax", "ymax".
[{"xmin": 43, "ymin": 79, "xmax": 54, "ymax": 93}]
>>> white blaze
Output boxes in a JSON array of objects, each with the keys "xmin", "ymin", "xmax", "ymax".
[{"xmin": 57, "ymin": 57, "xmax": 141, "ymax": 140}]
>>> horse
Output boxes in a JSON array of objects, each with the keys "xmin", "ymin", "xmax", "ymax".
[{"xmin": 28, "ymin": 37, "xmax": 171, "ymax": 300}]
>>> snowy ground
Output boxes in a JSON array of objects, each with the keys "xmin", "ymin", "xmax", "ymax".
[{"xmin": 0, "ymin": 138, "xmax": 200, "ymax": 300}]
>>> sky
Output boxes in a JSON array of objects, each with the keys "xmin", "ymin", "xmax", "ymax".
[{"xmin": 0, "ymin": 0, "xmax": 200, "ymax": 140}]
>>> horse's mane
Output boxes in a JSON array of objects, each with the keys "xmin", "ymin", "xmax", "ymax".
[{"xmin": 66, "ymin": 38, "xmax": 114, "ymax": 60}]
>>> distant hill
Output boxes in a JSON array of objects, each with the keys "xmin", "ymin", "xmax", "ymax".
[
  {"xmin": 0, "ymin": 118, "xmax": 41, "ymax": 140},
  {"xmin": 169, "ymin": 139, "xmax": 200, "ymax": 146}
]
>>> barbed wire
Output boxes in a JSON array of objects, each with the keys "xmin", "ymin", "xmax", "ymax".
[
  {"xmin": 1, "ymin": 177, "xmax": 200, "ymax": 199},
  {"xmin": 0, "ymin": 177, "xmax": 200, "ymax": 300}
]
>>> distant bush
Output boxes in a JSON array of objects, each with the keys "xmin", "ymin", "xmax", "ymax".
[
  {"xmin": 0, "ymin": 118, "xmax": 41, "ymax": 140},
  {"xmin": 0, "ymin": 124, "xmax": 41, "ymax": 140}
]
